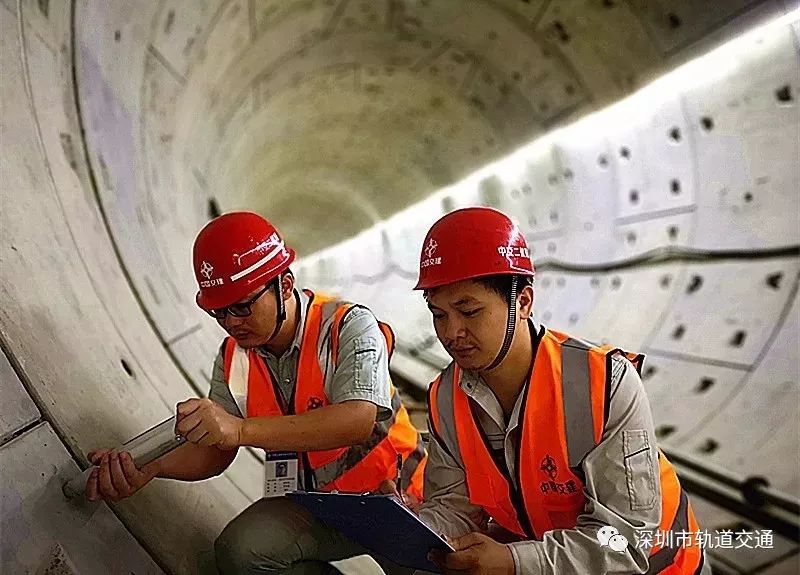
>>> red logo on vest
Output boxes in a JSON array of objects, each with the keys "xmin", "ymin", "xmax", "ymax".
[
  {"xmin": 540, "ymin": 455, "xmax": 578, "ymax": 495},
  {"xmin": 540, "ymin": 455, "xmax": 558, "ymax": 480},
  {"xmin": 307, "ymin": 397, "xmax": 324, "ymax": 410}
]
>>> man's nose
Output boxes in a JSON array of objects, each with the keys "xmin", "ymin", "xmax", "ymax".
[{"xmin": 444, "ymin": 317, "xmax": 466, "ymax": 342}]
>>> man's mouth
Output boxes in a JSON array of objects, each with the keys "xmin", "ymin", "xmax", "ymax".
[{"xmin": 451, "ymin": 346, "xmax": 476, "ymax": 355}]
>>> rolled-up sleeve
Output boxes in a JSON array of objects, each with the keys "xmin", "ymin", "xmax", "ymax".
[
  {"xmin": 327, "ymin": 307, "xmax": 393, "ymax": 421},
  {"xmin": 207, "ymin": 344, "xmax": 243, "ymax": 418},
  {"xmin": 508, "ymin": 357, "xmax": 662, "ymax": 575}
]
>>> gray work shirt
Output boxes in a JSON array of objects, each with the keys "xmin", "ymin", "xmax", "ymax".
[
  {"xmin": 208, "ymin": 289, "xmax": 393, "ymax": 422},
  {"xmin": 418, "ymin": 322, "xmax": 709, "ymax": 575}
]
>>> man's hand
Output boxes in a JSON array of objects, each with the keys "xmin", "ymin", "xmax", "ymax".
[
  {"xmin": 430, "ymin": 533, "xmax": 515, "ymax": 575},
  {"xmin": 377, "ymin": 478, "xmax": 421, "ymax": 514},
  {"xmin": 85, "ymin": 449, "xmax": 159, "ymax": 502},
  {"xmin": 176, "ymin": 398, "xmax": 244, "ymax": 450}
]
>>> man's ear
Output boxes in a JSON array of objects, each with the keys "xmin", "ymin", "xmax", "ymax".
[
  {"xmin": 517, "ymin": 284, "xmax": 534, "ymax": 320},
  {"xmin": 281, "ymin": 272, "xmax": 295, "ymax": 301}
]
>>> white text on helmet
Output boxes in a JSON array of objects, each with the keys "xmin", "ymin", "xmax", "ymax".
[
  {"xmin": 498, "ymin": 246, "xmax": 530, "ymax": 258},
  {"xmin": 200, "ymin": 278, "xmax": 225, "ymax": 288},
  {"xmin": 421, "ymin": 256, "xmax": 442, "ymax": 268}
]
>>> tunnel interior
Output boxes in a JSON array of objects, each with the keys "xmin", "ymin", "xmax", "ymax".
[{"xmin": 1, "ymin": 0, "xmax": 799, "ymax": 573}]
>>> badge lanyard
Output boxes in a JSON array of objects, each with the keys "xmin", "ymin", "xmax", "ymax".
[{"xmin": 263, "ymin": 362, "xmax": 316, "ymax": 496}]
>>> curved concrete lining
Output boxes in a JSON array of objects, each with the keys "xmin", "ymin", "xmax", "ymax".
[{"xmin": 2, "ymin": 1, "xmax": 798, "ymax": 573}]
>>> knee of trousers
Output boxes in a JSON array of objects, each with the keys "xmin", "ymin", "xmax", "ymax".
[{"xmin": 214, "ymin": 510, "xmax": 293, "ymax": 572}]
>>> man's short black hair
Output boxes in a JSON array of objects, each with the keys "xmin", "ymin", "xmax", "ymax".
[{"xmin": 473, "ymin": 274, "xmax": 534, "ymax": 299}]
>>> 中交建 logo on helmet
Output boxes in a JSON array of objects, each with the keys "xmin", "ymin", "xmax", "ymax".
[
  {"xmin": 200, "ymin": 261, "xmax": 214, "ymax": 279},
  {"xmin": 425, "ymin": 238, "xmax": 438, "ymax": 259},
  {"xmin": 421, "ymin": 238, "xmax": 442, "ymax": 268}
]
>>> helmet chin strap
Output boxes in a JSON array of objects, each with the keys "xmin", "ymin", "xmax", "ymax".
[
  {"xmin": 484, "ymin": 275, "xmax": 519, "ymax": 371},
  {"xmin": 266, "ymin": 275, "xmax": 288, "ymax": 342}
]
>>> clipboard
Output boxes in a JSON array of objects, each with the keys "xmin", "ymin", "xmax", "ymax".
[{"xmin": 287, "ymin": 491, "xmax": 454, "ymax": 572}]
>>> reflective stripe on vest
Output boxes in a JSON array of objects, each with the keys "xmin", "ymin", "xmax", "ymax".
[
  {"xmin": 224, "ymin": 289, "xmax": 426, "ymax": 498},
  {"xmin": 428, "ymin": 327, "xmax": 702, "ymax": 574}
]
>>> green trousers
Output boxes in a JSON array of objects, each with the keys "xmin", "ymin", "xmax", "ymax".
[{"xmin": 214, "ymin": 497, "xmax": 416, "ymax": 575}]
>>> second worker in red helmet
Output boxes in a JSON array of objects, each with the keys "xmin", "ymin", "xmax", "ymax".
[{"xmin": 413, "ymin": 207, "xmax": 708, "ymax": 575}]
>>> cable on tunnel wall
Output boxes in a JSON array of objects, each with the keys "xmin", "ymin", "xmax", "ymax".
[
  {"xmin": 344, "ymin": 244, "xmax": 800, "ymax": 284},
  {"xmin": 391, "ymin": 253, "xmax": 800, "ymax": 544},
  {"xmin": 532, "ymin": 244, "xmax": 800, "ymax": 273}
]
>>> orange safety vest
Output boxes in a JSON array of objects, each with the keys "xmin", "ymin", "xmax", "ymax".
[
  {"xmin": 223, "ymin": 289, "xmax": 426, "ymax": 499},
  {"xmin": 428, "ymin": 328, "xmax": 703, "ymax": 574}
]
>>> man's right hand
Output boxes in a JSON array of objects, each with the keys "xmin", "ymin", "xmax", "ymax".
[
  {"xmin": 85, "ymin": 449, "xmax": 160, "ymax": 502},
  {"xmin": 378, "ymin": 479, "xmax": 421, "ymax": 513}
]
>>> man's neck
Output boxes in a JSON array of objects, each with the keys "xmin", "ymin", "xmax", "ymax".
[
  {"xmin": 262, "ymin": 291, "xmax": 300, "ymax": 357},
  {"xmin": 479, "ymin": 320, "xmax": 535, "ymax": 417}
]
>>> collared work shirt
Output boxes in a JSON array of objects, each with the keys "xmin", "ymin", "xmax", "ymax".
[
  {"xmin": 418, "ymin": 322, "xmax": 707, "ymax": 575},
  {"xmin": 208, "ymin": 289, "xmax": 393, "ymax": 422}
]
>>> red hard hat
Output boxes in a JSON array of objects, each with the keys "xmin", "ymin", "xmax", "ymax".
[
  {"xmin": 193, "ymin": 212, "xmax": 296, "ymax": 310},
  {"xmin": 414, "ymin": 207, "xmax": 534, "ymax": 290}
]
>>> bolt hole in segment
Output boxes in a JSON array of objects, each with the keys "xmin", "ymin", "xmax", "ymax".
[
  {"xmin": 696, "ymin": 377, "xmax": 715, "ymax": 393},
  {"xmin": 120, "ymin": 359, "xmax": 134, "ymax": 377},
  {"xmin": 208, "ymin": 197, "xmax": 222, "ymax": 218},
  {"xmin": 698, "ymin": 439, "xmax": 719, "ymax": 454},
  {"xmin": 765, "ymin": 272, "xmax": 783, "ymax": 289},
  {"xmin": 775, "ymin": 84, "xmax": 792, "ymax": 103},
  {"xmin": 729, "ymin": 330, "xmax": 747, "ymax": 348},
  {"xmin": 686, "ymin": 274, "xmax": 703, "ymax": 294}
]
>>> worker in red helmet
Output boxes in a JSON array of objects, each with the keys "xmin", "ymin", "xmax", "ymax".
[
  {"xmin": 409, "ymin": 207, "xmax": 708, "ymax": 575},
  {"xmin": 86, "ymin": 211, "xmax": 426, "ymax": 574}
]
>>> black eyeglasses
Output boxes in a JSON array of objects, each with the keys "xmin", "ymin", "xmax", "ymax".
[{"xmin": 206, "ymin": 284, "xmax": 272, "ymax": 319}]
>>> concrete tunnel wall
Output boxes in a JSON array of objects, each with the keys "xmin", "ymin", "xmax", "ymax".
[{"xmin": 1, "ymin": 0, "xmax": 798, "ymax": 573}]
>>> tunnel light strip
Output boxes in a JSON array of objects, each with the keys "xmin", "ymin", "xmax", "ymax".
[{"xmin": 300, "ymin": 7, "xmax": 800, "ymax": 269}]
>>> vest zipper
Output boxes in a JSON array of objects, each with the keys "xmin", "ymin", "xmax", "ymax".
[
  {"xmin": 512, "ymin": 372, "xmax": 536, "ymax": 539},
  {"xmin": 503, "ymin": 321, "xmax": 544, "ymax": 539},
  {"xmin": 469, "ymin": 400, "xmax": 536, "ymax": 539}
]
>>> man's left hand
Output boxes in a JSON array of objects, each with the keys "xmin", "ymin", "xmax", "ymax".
[
  {"xmin": 430, "ymin": 533, "xmax": 515, "ymax": 575},
  {"xmin": 175, "ymin": 398, "xmax": 243, "ymax": 450}
]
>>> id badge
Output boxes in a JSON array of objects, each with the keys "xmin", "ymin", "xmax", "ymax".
[{"xmin": 264, "ymin": 451, "xmax": 299, "ymax": 498}]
